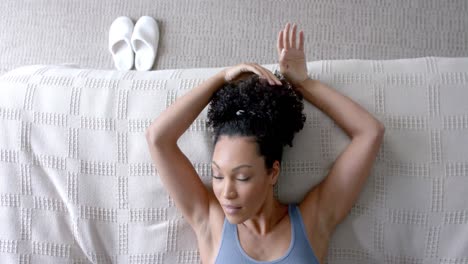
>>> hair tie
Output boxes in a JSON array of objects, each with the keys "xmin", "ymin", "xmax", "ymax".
[{"xmin": 236, "ymin": 110, "xmax": 245, "ymax": 116}]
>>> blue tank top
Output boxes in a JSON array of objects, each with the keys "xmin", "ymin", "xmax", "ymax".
[{"xmin": 214, "ymin": 203, "xmax": 320, "ymax": 264}]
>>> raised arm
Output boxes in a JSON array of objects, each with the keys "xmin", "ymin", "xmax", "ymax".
[
  {"xmin": 277, "ymin": 23, "xmax": 385, "ymax": 234},
  {"xmin": 145, "ymin": 64, "xmax": 281, "ymax": 231}
]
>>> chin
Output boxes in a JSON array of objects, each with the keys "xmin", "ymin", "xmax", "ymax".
[{"xmin": 224, "ymin": 213, "xmax": 247, "ymax": 224}]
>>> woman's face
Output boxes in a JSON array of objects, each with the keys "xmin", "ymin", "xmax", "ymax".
[{"xmin": 211, "ymin": 135, "xmax": 279, "ymax": 224}]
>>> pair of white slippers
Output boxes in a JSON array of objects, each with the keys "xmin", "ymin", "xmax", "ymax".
[{"xmin": 109, "ymin": 16, "xmax": 159, "ymax": 71}]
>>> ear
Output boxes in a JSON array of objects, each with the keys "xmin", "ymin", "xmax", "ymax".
[{"xmin": 268, "ymin": 160, "xmax": 281, "ymax": 185}]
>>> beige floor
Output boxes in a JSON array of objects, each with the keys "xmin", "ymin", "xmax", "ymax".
[{"xmin": 1, "ymin": 0, "xmax": 467, "ymax": 75}]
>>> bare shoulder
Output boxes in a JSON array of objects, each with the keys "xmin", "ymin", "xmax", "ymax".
[
  {"xmin": 298, "ymin": 187, "xmax": 334, "ymax": 263},
  {"xmin": 194, "ymin": 192, "xmax": 225, "ymax": 264}
]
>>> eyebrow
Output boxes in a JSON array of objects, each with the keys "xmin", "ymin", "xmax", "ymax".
[{"xmin": 211, "ymin": 161, "xmax": 253, "ymax": 172}]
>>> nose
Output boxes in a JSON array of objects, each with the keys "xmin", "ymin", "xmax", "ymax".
[{"xmin": 222, "ymin": 181, "xmax": 237, "ymax": 199}]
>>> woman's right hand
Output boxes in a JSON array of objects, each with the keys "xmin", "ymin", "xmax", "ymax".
[
  {"xmin": 277, "ymin": 23, "xmax": 309, "ymax": 87},
  {"xmin": 222, "ymin": 63, "xmax": 282, "ymax": 86}
]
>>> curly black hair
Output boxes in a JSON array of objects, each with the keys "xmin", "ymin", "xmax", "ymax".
[{"xmin": 207, "ymin": 71, "xmax": 306, "ymax": 170}]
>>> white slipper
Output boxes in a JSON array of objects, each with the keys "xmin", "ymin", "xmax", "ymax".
[
  {"xmin": 109, "ymin": 16, "xmax": 134, "ymax": 71},
  {"xmin": 131, "ymin": 16, "xmax": 159, "ymax": 71}
]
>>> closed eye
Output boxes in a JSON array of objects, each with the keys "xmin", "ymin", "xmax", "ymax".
[
  {"xmin": 212, "ymin": 175, "xmax": 250, "ymax": 182},
  {"xmin": 212, "ymin": 175, "xmax": 223, "ymax": 180}
]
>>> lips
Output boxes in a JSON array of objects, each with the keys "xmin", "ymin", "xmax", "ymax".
[
  {"xmin": 223, "ymin": 205, "xmax": 242, "ymax": 214},
  {"xmin": 224, "ymin": 205, "xmax": 241, "ymax": 209}
]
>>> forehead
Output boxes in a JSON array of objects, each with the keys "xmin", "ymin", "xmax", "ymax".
[{"xmin": 212, "ymin": 136, "xmax": 260, "ymax": 166}]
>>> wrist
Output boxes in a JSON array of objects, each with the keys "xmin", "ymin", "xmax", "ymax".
[
  {"xmin": 215, "ymin": 70, "xmax": 230, "ymax": 89},
  {"xmin": 297, "ymin": 76, "xmax": 311, "ymax": 89},
  {"xmin": 216, "ymin": 69, "xmax": 228, "ymax": 82},
  {"xmin": 206, "ymin": 70, "xmax": 228, "ymax": 88}
]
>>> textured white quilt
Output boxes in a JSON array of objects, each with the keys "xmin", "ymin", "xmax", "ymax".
[{"xmin": 0, "ymin": 57, "xmax": 468, "ymax": 263}]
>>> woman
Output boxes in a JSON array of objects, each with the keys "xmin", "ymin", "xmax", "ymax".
[{"xmin": 145, "ymin": 23, "xmax": 385, "ymax": 264}]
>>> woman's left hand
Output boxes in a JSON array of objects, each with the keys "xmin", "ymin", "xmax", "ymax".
[
  {"xmin": 222, "ymin": 63, "xmax": 282, "ymax": 86},
  {"xmin": 277, "ymin": 23, "xmax": 309, "ymax": 87}
]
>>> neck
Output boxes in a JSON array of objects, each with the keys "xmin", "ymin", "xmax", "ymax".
[{"xmin": 240, "ymin": 194, "xmax": 288, "ymax": 236}]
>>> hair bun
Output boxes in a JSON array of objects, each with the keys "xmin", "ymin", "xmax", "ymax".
[{"xmin": 207, "ymin": 73, "xmax": 306, "ymax": 147}]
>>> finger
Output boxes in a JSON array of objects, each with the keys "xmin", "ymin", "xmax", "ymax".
[
  {"xmin": 291, "ymin": 24, "xmax": 297, "ymax": 49},
  {"xmin": 299, "ymin": 30, "xmax": 304, "ymax": 51},
  {"xmin": 255, "ymin": 65, "xmax": 278, "ymax": 85},
  {"xmin": 246, "ymin": 68, "xmax": 265, "ymax": 82},
  {"xmin": 257, "ymin": 66, "xmax": 276, "ymax": 85},
  {"xmin": 277, "ymin": 30, "xmax": 284, "ymax": 56},
  {"xmin": 257, "ymin": 65, "xmax": 282, "ymax": 85},
  {"xmin": 248, "ymin": 64, "xmax": 269, "ymax": 81},
  {"xmin": 283, "ymin": 22, "xmax": 290, "ymax": 50},
  {"xmin": 268, "ymin": 69, "xmax": 282, "ymax": 85},
  {"xmin": 258, "ymin": 65, "xmax": 278, "ymax": 84}
]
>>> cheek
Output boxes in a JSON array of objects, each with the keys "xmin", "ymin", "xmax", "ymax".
[
  {"xmin": 212, "ymin": 182, "xmax": 222, "ymax": 196},
  {"xmin": 242, "ymin": 181, "xmax": 267, "ymax": 197}
]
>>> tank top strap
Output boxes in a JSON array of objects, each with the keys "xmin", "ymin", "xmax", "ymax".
[
  {"xmin": 289, "ymin": 203, "xmax": 303, "ymax": 235},
  {"xmin": 289, "ymin": 203, "xmax": 321, "ymax": 264},
  {"xmin": 214, "ymin": 217, "xmax": 244, "ymax": 263}
]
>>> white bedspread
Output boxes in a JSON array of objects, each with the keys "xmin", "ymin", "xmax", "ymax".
[{"xmin": 0, "ymin": 57, "xmax": 467, "ymax": 263}]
